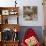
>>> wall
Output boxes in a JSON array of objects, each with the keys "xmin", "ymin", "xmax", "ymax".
[
  {"xmin": 0, "ymin": 0, "xmax": 44, "ymax": 26},
  {"xmin": 19, "ymin": 0, "xmax": 44, "ymax": 26}
]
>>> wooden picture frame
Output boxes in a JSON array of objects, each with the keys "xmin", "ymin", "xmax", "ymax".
[{"xmin": 2, "ymin": 10, "xmax": 9, "ymax": 15}]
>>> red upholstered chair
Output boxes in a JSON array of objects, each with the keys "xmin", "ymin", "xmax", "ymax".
[{"xmin": 21, "ymin": 28, "xmax": 41, "ymax": 46}]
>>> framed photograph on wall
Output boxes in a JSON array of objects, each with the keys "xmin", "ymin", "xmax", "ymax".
[
  {"xmin": 2, "ymin": 10, "xmax": 9, "ymax": 15},
  {"xmin": 23, "ymin": 6, "xmax": 38, "ymax": 21}
]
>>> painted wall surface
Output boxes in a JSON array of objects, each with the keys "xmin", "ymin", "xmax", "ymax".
[
  {"xmin": 19, "ymin": 0, "xmax": 44, "ymax": 26},
  {"xmin": 0, "ymin": 0, "xmax": 44, "ymax": 26}
]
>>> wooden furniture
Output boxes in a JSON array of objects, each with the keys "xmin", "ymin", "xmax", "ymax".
[
  {"xmin": 0, "ymin": 24, "xmax": 19, "ymax": 31},
  {"xmin": 0, "ymin": 7, "xmax": 19, "ymax": 24},
  {"xmin": 2, "ymin": 41, "xmax": 19, "ymax": 46},
  {"xmin": 44, "ymin": 27, "xmax": 46, "ymax": 46},
  {"xmin": 0, "ymin": 7, "xmax": 19, "ymax": 46},
  {"xmin": 0, "ymin": 41, "xmax": 2, "ymax": 46},
  {"xmin": 1, "ymin": 24, "xmax": 19, "ymax": 46}
]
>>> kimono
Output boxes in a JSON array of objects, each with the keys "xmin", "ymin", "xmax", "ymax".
[{"xmin": 21, "ymin": 28, "xmax": 41, "ymax": 46}]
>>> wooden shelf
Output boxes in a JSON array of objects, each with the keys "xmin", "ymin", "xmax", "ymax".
[
  {"xmin": 0, "ymin": 7, "xmax": 19, "ymax": 46},
  {"xmin": 1, "ymin": 40, "xmax": 19, "ymax": 46},
  {"xmin": 0, "ymin": 7, "xmax": 19, "ymax": 24},
  {"xmin": 0, "ymin": 24, "xmax": 20, "ymax": 32}
]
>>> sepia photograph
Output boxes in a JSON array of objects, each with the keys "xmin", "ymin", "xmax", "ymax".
[{"xmin": 23, "ymin": 6, "xmax": 38, "ymax": 21}]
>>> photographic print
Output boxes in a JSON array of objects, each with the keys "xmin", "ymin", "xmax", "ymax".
[
  {"xmin": 23, "ymin": 6, "xmax": 38, "ymax": 21},
  {"xmin": 2, "ymin": 10, "xmax": 9, "ymax": 15}
]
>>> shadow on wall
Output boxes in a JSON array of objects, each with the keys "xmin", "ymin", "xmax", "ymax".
[{"xmin": 18, "ymin": 26, "xmax": 43, "ymax": 44}]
